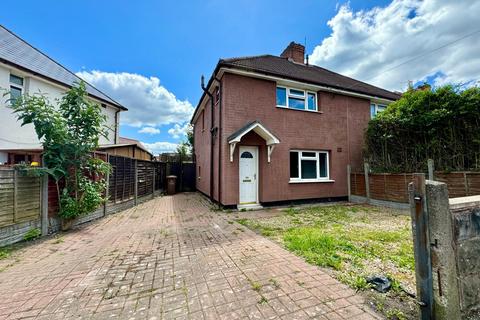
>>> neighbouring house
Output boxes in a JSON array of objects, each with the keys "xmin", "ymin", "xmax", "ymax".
[
  {"xmin": 0, "ymin": 25, "xmax": 127, "ymax": 165},
  {"xmin": 191, "ymin": 42, "xmax": 400, "ymax": 208},
  {"xmin": 98, "ymin": 137, "xmax": 153, "ymax": 161}
]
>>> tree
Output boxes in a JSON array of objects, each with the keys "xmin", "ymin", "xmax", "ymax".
[
  {"xmin": 10, "ymin": 82, "xmax": 111, "ymax": 220},
  {"xmin": 364, "ymin": 85, "xmax": 480, "ymax": 172}
]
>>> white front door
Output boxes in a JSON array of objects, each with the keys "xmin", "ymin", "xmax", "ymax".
[{"xmin": 239, "ymin": 146, "xmax": 258, "ymax": 204}]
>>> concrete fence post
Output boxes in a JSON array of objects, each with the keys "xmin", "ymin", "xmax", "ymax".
[
  {"xmin": 152, "ymin": 166, "xmax": 155, "ymax": 199},
  {"xmin": 363, "ymin": 162, "xmax": 370, "ymax": 203},
  {"xmin": 134, "ymin": 160, "xmax": 138, "ymax": 205},
  {"xmin": 347, "ymin": 165, "xmax": 351, "ymax": 202},
  {"xmin": 104, "ymin": 154, "xmax": 110, "ymax": 216},
  {"xmin": 425, "ymin": 180, "xmax": 461, "ymax": 319},
  {"xmin": 13, "ymin": 169, "xmax": 17, "ymax": 222},
  {"xmin": 41, "ymin": 174, "xmax": 48, "ymax": 236},
  {"xmin": 428, "ymin": 159, "xmax": 435, "ymax": 181}
]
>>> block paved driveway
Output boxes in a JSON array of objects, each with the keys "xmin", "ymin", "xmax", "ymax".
[{"xmin": 0, "ymin": 193, "xmax": 380, "ymax": 320}]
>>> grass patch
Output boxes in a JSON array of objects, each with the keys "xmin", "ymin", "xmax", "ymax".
[
  {"xmin": 0, "ymin": 248, "xmax": 10, "ymax": 260},
  {"xmin": 236, "ymin": 204, "xmax": 416, "ymax": 318},
  {"xmin": 23, "ymin": 228, "xmax": 41, "ymax": 242}
]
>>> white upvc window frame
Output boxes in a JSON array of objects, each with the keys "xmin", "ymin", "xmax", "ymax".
[
  {"xmin": 276, "ymin": 85, "xmax": 317, "ymax": 112},
  {"xmin": 289, "ymin": 150, "xmax": 332, "ymax": 183},
  {"xmin": 370, "ymin": 102, "xmax": 387, "ymax": 118},
  {"xmin": 9, "ymin": 74, "xmax": 24, "ymax": 104}
]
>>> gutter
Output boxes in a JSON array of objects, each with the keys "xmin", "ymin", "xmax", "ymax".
[{"xmin": 190, "ymin": 61, "xmax": 399, "ymax": 123}]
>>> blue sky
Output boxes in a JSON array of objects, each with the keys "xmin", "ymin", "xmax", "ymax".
[{"xmin": 2, "ymin": 0, "xmax": 478, "ymax": 153}]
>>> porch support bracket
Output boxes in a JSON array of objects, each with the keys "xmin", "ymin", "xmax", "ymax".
[{"xmin": 229, "ymin": 142, "xmax": 237, "ymax": 162}]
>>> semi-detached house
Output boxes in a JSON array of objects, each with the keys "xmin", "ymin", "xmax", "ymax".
[{"xmin": 191, "ymin": 42, "xmax": 400, "ymax": 208}]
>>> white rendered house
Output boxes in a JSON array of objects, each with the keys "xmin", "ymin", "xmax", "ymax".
[{"xmin": 0, "ymin": 25, "xmax": 127, "ymax": 165}]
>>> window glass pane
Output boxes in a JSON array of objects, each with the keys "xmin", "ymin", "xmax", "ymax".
[
  {"xmin": 301, "ymin": 159, "xmax": 317, "ymax": 179},
  {"xmin": 241, "ymin": 151, "xmax": 253, "ymax": 159},
  {"xmin": 290, "ymin": 152, "xmax": 299, "ymax": 178},
  {"xmin": 289, "ymin": 89, "xmax": 304, "ymax": 97},
  {"xmin": 10, "ymin": 86, "xmax": 22, "ymax": 104},
  {"xmin": 377, "ymin": 105, "xmax": 386, "ymax": 113},
  {"xmin": 370, "ymin": 103, "xmax": 376, "ymax": 118},
  {"xmin": 276, "ymin": 87, "xmax": 286, "ymax": 106},
  {"xmin": 288, "ymin": 97, "xmax": 305, "ymax": 110},
  {"xmin": 307, "ymin": 93, "xmax": 316, "ymax": 110},
  {"xmin": 319, "ymin": 153, "xmax": 327, "ymax": 178},
  {"xmin": 302, "ymin": 152, "xmax": 316, "ymax": 158},
  {"xmin": 10, "ymin": 75, "xmax": 23, "ymax": 86}
]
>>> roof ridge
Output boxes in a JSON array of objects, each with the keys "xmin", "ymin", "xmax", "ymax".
[
  {"xmin": 220, "ymin": 54, "xmax": 274, "ymax": 62},
  {"xmin": 0, "ymin": 25, "xmax": 125, "ymax": 109}
]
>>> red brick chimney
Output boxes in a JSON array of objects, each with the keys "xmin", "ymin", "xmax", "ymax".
[{"xmin": 280, "ymin": 42, "xmax": 305, "ymax": 64}]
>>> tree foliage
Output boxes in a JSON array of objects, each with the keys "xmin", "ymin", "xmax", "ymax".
[
  {"xmin": 10, "ymin": 82, "xmax": 111, "ymax": 219},
  {"xmin": 365, "ymin": 85, "xmax": 480, "ymax": 172}
]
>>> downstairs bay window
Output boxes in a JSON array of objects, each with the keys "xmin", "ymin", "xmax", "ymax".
[{"xmin": 289, "ymin": 150, "xmax": 331, "ymax": 182}]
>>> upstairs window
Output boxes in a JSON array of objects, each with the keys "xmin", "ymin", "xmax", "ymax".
[
  {"xmin": 277, "ymin": 86, "xmax": 317, "ymax": 111},
  {"xmin": 370, "ymin": 103, "xmax": 387, "ymax": 118},
  {"xmin": 9, "ymin": 74, "xmax": 24, "ymax": 104},
  {"xmin": 289, "ymin": 150, "xmax": 329, "ymax": 182}
]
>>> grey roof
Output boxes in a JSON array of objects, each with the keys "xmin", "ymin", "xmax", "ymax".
[
  {"xmin": 0, "ymin": 25, "xmax": 126, "ymax": 110},
  {"xmin": 220, "ymin": 55, "xmax": 400, "ymax": 101}
]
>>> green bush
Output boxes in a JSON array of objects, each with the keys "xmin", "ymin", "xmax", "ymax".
[
  {"xmin": 23, "ymin": 228, "xmax": 41, "ymax": 241},
  {"xmin": 365, "ymin": 85, "xmax": 480, "ymax": 172}
]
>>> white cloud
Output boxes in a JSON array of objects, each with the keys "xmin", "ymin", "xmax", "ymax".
[
  {"xmin": 76, "ymin": 71, "xmax": 194, "ymax": 127},
  {"xmin": 310, "ymin": 0, "xmax": 480, "ymax": 91},
  {"xmin": 138, "ymin": 126, "xmax": 160, "ymax": 135},
  {"xmin": 143, "ymin": 141, "xmax": 178, "ymax": 155},
  {"xmin": 168, "ymin": 123, "xmax": 190, "ymax": 139}
]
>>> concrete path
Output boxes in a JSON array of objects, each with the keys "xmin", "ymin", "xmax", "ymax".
[{"xmin": 0, "ymin": 193, "xmax": 380, "ymax": 319}]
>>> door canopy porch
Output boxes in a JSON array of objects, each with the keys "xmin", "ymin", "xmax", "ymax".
[{"xmin": 227, "ymin": 121, "xmax": 280, "ymax": 163}]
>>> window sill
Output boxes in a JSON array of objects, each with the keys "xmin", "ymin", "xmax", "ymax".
[
  {"xmin": 276, "ymin": 105, "xmax": 323, "ymax": 113},
  {"xmin": 289, "ymin": 179, "xmax": 335, "ymax": 184}
]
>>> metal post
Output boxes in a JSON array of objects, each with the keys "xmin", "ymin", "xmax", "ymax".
[
  {"xmin": 347, "ymin": 165, "xmax": 351, "ymax": 202},
  {"xmin": 408, "ymin": 174, "xmax": 433, "ymax": 320},
  {"xmin": 41, "ymin": 174, "xmax": 48, "ymax": 236},
  {"xmin": 427, "ymin": 159, "xmax": 434, "ymax": 181},
  {"xmin": 134, "ymin": 159, "xmax": 138, "ymax": 205},
  {"xmin": 363, "ymin": 162, "xmax": 370, "ymax": 203}
]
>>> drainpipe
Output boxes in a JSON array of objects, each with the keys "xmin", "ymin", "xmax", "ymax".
[
  {"xmin": 216, "ymin": 80, "xmax": 223, "ymax": 205},
  {"xmin": 114, "ymin": 110, "xmax": 120, "ymax": 144},
  {"xmin": 201, "ymin": 75, "xmax": 215, "ymax": 202}
]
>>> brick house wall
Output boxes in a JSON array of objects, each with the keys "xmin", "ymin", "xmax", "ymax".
[{"xmin": 194, "ymin": 72, "xmax": 371, "ymax": 206}]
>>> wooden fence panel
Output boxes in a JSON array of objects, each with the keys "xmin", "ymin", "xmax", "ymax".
[
  {"xmin": 435, "ymin": 172, "xmax": 468, "ymax": 198},
  {"xmin": 467, "ymin": 172, "xmax": 480, "ymax": 195},
  {"xmin": 137, "ymin": 160, "xmax": 153, "ymax": 197},
  {"xmin": 0, "ymin": 169, "xmax": 40, "ymax": 227},
  {"xmin": 369, "ymin": 174, "xmax": 386, "ymax": 200},
  {"xmin": 350, "ymin": 173, "xmax": 366, "ymax": 196}
]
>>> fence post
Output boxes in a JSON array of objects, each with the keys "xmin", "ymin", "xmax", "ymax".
[
  {"xmin": 347, "ymin": 165, "xmax": 351, "ymax": 202},
  {"xmin": 363, "ymin": 162, "xmax": 370, "ymax": 203},
  {"xmin": 41, "ymin": 174, "xmax": 48, "ymax": 236},
  {"xmin": 134, "ymin": 159, "xmax": 138, "ymax": 205},
  {"xmin": 13, "ymin": 169, "xmax": 17, "ymax": 223},
  {"xmin": 425, "ymin": 180, "xmax": 461, "ymax": 319},
  {"xmin": 408, "ymin": 174, "xmax": 433, "ymax": 320},
  {"xmin": 428, "ymin": 159, "xmax": 434, "ymax": 181},
  {"xmin": 104, "ymin": 154, "xmax": 110, "ymax": 216},
  {"xmin": 152, "ymin": 166, "xmax": 155, "ymax": 199}
]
